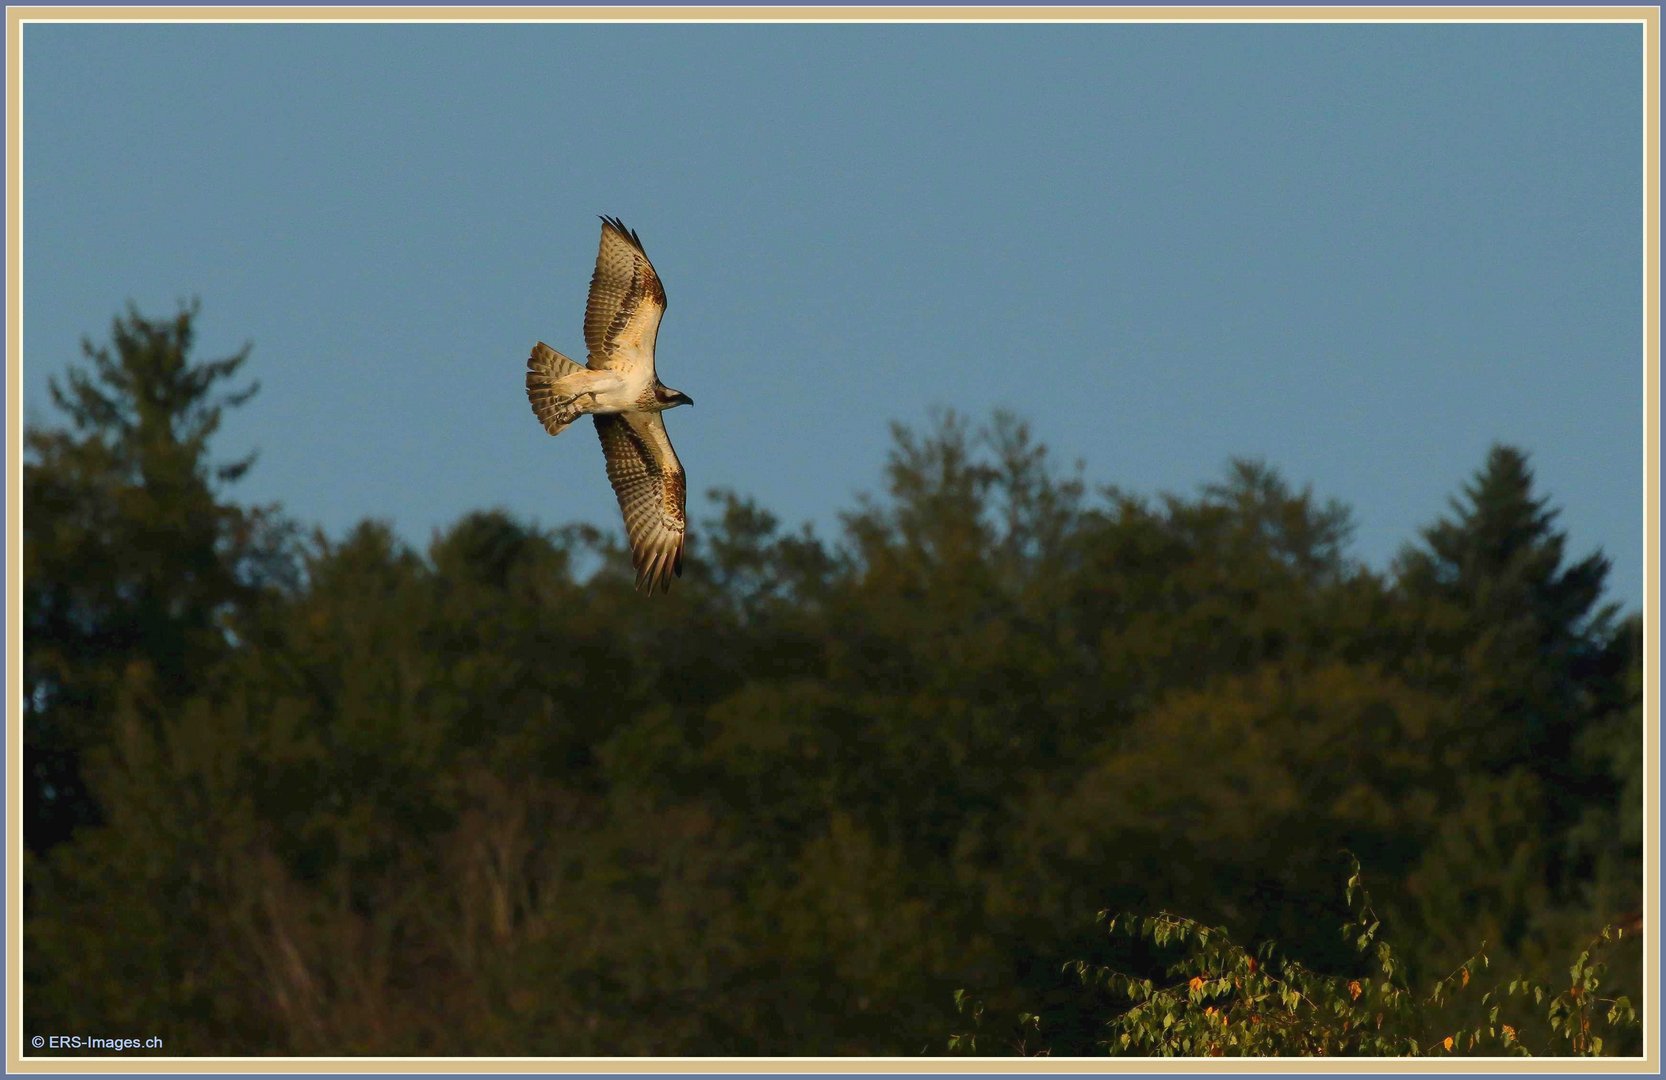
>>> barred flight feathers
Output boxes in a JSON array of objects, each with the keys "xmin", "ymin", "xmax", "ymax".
[
  {"xmin": 594, "ymin": 412, "xmax": 686, "ymax": 595},
  {"xmin": 583, "ymin": 216, "xmax": 666, "ymax": 373}
]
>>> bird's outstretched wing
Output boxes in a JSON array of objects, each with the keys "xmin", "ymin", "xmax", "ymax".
[
  {"xmin": 583, "ymin": 216, "xmax": 667, "ymax": 375},
  {"xmin": 594, "ymin": 411, "xmax": 686, "ymax": 594}
]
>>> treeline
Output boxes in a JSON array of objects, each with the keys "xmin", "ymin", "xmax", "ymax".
[{"xmin": 24, "ymin": 307, "xmax": 1641, "ymax": 1055}]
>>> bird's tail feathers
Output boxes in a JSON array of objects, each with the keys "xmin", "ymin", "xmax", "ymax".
[{"xmin": 526, "ymin": 342, "xmax": 587, "ymax": 435}]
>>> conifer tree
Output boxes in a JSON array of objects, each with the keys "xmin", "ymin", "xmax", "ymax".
[
  {"xmin": 23, "ymin": 302, "xmax": 290, "ymax": 851},
  {"xmin": 1396, "ymin": 445, "xmax": 1617, "ymax": 783}
]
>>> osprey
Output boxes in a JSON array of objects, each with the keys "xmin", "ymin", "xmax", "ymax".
[{"xmin": 525, "ymin": 216, "xmax": 693, "ymax": 594}]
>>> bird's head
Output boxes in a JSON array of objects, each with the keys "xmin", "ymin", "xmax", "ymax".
[{"xmin": 657, "ymin": 384, "xmax": 694, "ymax": 409}]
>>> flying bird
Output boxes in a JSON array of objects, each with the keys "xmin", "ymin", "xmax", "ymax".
[{"xmin": 525, "ymin": 216, "xmax": 693, "ymax": 594}]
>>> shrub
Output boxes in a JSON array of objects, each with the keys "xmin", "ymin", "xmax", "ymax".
[{"xmin": 951, "ymin": 856, "xmax": 1638, "ymax": 1057}]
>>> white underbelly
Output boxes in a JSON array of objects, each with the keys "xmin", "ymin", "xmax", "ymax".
[
  {"xmin": 585, "ymin": 369, "xmax": 649, "ymax": 414},
  {"xmin": 596, "ymin": 366, "xmax": 653, "ymax": 410}
]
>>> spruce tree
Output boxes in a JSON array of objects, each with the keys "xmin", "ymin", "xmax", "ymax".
[
  {"xmin": 24, "ymin": 302, "xmax": 290, "ymax": 851},
  {"xmin": 1395, "ymin": 444, "xmax": 1630, "ymax": 913}
]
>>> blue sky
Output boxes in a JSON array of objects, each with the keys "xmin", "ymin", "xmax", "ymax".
[{"xmin": 22, "ymin": 21, "xmax": 1645, "ymax": 606}]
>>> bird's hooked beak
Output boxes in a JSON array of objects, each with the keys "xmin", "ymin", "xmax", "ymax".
[{"xmin": 674, "ymin": 391, "xmax": 694, "ymax": 407}]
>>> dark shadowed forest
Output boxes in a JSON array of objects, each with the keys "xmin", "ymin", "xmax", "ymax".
[{"xmin": 23, "ymin": 307, "xmax": 1643, "ymax": 1056}]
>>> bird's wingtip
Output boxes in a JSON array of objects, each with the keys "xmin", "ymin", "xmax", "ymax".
[{"xmin": 599, "ymin": 214, "xmax": 647, "ymax": 254}]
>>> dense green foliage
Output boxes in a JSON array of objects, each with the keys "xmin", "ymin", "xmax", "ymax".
[{"xmin": 25, "ymin": 307, "xmax": 1642, "ymax": 1055}]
